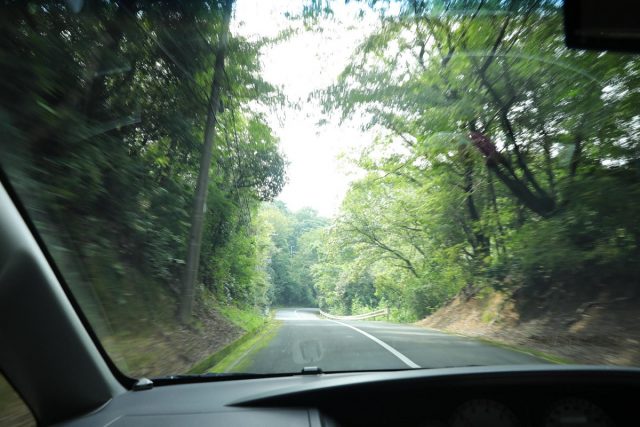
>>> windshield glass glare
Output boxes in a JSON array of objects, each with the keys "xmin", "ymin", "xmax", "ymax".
[{"xmin": 1, "ymin": 0, "xmax": 639, "ymax": 379}]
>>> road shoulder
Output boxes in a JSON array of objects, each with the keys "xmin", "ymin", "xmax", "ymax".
[{"xmin": 208, "ymin": 320, "xmax": 283, "ymax": 373}]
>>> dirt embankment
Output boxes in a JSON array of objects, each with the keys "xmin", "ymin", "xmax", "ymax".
[
  {"xmin": 418, "ymin": 281, "xmax": 640, "ymax": 365},
  {"xmin": 103, "ymin": 307, "xmax": 242, "ymax": 378}
]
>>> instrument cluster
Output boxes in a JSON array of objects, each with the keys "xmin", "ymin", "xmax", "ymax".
[{"xmin": 418, "ymin": 396, "xmax": 615, "ymax": 427}]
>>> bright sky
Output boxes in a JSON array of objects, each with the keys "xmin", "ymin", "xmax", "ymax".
[{"xmin": 233, "ymin": 0, "xmax": 377, "ymax": 217}]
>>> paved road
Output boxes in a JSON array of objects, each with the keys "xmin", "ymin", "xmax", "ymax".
[{"xmin": 238, "ymin": 308, "xmax": 546, "ymax": 374}]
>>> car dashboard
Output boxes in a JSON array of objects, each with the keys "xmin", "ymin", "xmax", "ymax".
[{"xmin": 59, "ymin": 365, "xmax": 639, "ymax": 427}]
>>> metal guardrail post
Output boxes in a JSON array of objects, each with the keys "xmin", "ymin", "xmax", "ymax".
[{"xmin": 319, "ymin": 307, "xmax": 389, "ymax": 321}]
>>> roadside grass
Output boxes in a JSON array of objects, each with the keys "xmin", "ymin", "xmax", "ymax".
[
  {"xmin": 214, "ymin": 303, "xmax": 265, "ymax": 332},
  {"xmin": 208, "ymin": 320, "xmax": 282, "ymax": 373},
  {"xmin": 0, "ymin": 374, "xmax": 35, "ymax": 426},
  {"xmin": 101, "ymin": 334, "xmax": 162, "ymax": 373},
  {"xmin": 187, "ymin": 304, "xmax": 278, "ymax": 374},
  {"xmin": 199, "ymin": 288, "xmax": 268, "ymax": 332},
  {"xmin": 433, "ymin": 329, "xmax": 574, "ymax": 364},
  {"xmin": 472, "ymin": 337, "xmax": 574, "ymax": 364}
]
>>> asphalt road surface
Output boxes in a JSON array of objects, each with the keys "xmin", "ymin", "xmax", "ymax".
[{"xmin": 239, "ymin": 308, "xmax": 546, "ymax": 373}]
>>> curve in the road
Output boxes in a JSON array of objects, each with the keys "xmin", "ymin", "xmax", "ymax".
[
  {"xmin": 234, "ymin": 308, "xmax": 547, "ymax": 374},
  {"xmin": 327, "ymin": 319, "xmax": 420, "ymax": 368}
]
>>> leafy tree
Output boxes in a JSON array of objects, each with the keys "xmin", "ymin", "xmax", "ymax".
[
  {"xmin": 0, "ymin": 1, "xmax": 286, "ymax": 331},
  {"xmin": 311, "ymin": 0, "xmax": 640, "ymax": 320},
  {"xmin": 180, "ymin": 0, "xmax": 234, "ymax": 323},
  {"xmin": 259, "ymin": 203, "xmax": 327, "ymax": 307}
]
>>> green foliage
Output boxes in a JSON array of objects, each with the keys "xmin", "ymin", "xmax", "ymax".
[
  {"xmin": 506, "ymin": 173, "xmax": 640, "ymax": 283},
  {"xmin": 2, "ymin": 0, "xmax": 640, "ymax": 369},
  {"xmin": 211, "ymin": 303, "xmax": 266, "ymax": 333},
  {"xmin": 258, "ymin": 203, "xmax": 328, "ymax": 307},
  {"xmin": 0, "ymin": 1, "xmax": 286, "ymax": 345},
  {"xmin": 207, "ymin": 320, "xmax": 282, "ymax": 373},
  {"xmin": 311, "ymin": 0, "xmax": 640, "ymax": 320}
]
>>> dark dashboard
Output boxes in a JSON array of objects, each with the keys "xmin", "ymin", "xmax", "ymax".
[
  {"xmin": 317, "ymin": 380, "xmax": 628, "ymax": 426},
  {"xmin": 60, "ymin": 365, "xmax": 639, "ymax": 427}
]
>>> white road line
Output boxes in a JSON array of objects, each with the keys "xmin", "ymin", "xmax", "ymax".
[{"xmin": 328, "ymin": 319, "xmax": 421, "ymax": 369}]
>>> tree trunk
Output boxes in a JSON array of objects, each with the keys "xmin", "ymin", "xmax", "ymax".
[
  {"xmin": 179, "ymin": 0, "xmax": 233, "ymax": 324},
  {"xmin": 487, "ymin": 165, "xmax": 505, "ymax": 255},
  {"xmin": 542, "ymin": 129, "xmax": 556, "ymax": 199},
  {"xmin": 460, "ymin": 145, "xmax": 489, "ymax": 259},
  {"xmin": 569, "ymin": 133, "xmax": 582, "ymax": 178},
  {"xmin": 470, "ymin": 131, "xmax": 556, "ymax": 218}
]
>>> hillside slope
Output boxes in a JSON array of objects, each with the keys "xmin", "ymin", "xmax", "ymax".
[
  {"xmin": 418, "ymin": 281, "xmax": 640, "ymax": 366},
  {"xmin": 102, "ymin": 305, "xmax": 243, "ymax": 378}
]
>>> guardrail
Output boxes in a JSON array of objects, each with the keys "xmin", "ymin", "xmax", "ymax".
[{"xmin": 319, "ymin": 307, "xmax": 389, "ymax": 321}]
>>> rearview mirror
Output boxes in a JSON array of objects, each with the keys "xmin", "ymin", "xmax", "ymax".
[{"xmin": 564, "ymin": 0, "xmax": 640, "ymax": 53}]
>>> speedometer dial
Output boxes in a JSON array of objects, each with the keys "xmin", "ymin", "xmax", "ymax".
[
  {"xmin": 450, "ymin": 399, "xmax": 519, "ymax": 427},
  {"xmin": 545, "ymin": 398, "xmax": 612, "ymax": 427}
]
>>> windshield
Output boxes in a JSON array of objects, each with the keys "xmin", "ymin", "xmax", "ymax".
[{"xmin": 1, "ymin": 0, "xmax": 639, "ymax": 381}]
